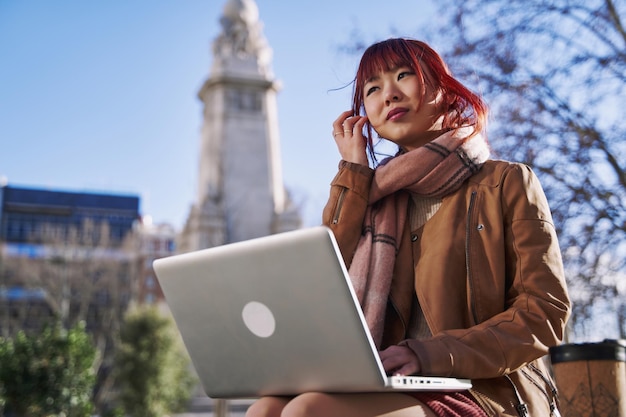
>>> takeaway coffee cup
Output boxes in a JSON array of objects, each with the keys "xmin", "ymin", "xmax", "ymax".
[{"xmin": 550, "ymin": 339, "xmax": 625, "ymax": 417}]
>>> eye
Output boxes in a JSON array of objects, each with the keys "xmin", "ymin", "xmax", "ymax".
[
  {"xmin": 398, "ymin": 71, "xmax": 414, "ymax": 80},
  {"xmin": 365, "ymin": 85, "xmax": 379, "ymax": 96}
]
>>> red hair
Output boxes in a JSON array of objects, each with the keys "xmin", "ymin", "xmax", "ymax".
[{"xmin": 352, "ymin": 38, "xmax": 488, "ymax": 161}]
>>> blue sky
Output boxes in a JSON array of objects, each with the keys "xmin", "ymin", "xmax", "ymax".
[{"xmin": 0, "ymin": 1, "xmax": 435, "ymax": 229}]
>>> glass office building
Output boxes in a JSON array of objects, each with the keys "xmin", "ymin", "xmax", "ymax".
[
  {"xmin": 0, "ymin": 184, "xmax": 141, "ymax": 334},
  {"xmin": 0, "ymin": 184, "xmax": 140, "ymax": 255}
]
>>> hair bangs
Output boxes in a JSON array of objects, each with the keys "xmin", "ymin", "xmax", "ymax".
[{"xmin": 359, "ymin": 41, "xmax": 416, "ymax": 83}]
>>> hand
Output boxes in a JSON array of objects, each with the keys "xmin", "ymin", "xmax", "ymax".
[
  {"xmin": 332, "ymin": 110, "xmax": 369, "ymax": 166},
  {"xmin": 379, "ymin": 345, "xmax": 421, "ymax": 376}
]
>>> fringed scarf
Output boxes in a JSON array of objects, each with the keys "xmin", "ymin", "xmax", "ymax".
[{"xmin": 348, "ymin": 128, "xmax": 490, "ymax": 347}]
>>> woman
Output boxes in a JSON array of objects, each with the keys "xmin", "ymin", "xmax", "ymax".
[{"xmin": 246, "ymin": 38, "xmax": 570, "ymax": 417}]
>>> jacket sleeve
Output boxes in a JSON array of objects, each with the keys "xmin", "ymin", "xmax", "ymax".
[
  {"xmin": 321, "ymin": 160, "xmax": 374, "ymax": 268},
  {"xmin": 403, "ymin": 163, "xmax": 571, "ymax": 379}
]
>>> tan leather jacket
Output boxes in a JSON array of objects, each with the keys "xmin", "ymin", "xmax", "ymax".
[{"xmin": 322, "ymin": 159, "xmax": 571, "ymax": 417}]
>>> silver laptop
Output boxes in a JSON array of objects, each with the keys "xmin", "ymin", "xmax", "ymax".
[{"xmin": 153, "ymin": 226, "xmax": 472, "ymax": 398}]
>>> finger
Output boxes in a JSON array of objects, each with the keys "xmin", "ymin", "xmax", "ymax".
[
  {"xmin": 342, "ymin": 117, "xmax": 368, "ymax": 138},
  {"xmin": 354, "ymin": 115, "xmax": 369, "ymax": 132},
  {"xmin": 380, "ymin": 346, "xmax": 419, "ymax": 375},
  {"xmin": 348, "ymin": 116, "xmax": 368, "ymax": 139},
  {"xmin": 380, "ymin": 352, "xmax": 405, "ymax": 373},
  {"xmin": 382, "ymin": 355, "xmax": 417, "ymax": 376},
  {"xmin": 332, "ymin": 110, "xmax": 354, "ymax": 135},
  {"xmin": 333, "ymin": 109, "xmax": 353, "ymax": 125},
  {"xmin": 393, "ymin": 360, "xmax": 421, "ymax": 377},
  {"xmin": 342, "ymin": 115, "xmax": 361, "ymax": 134}
]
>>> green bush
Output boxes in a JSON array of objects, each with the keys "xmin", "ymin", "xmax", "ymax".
[
  {"xmin": 115, "ymin": 306, "xmax": 196, "ymax": 417},
  {"xmin": 0, "ymin": 322, "xmax": 96, "ymax": 417}
]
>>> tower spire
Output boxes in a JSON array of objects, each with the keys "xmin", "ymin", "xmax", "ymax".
[
  {"xmin": 178, "ymin": 0, "xmax": 301, "ymax": 253},
  {"xmin": 211, "ymin": 0, "xmax": 272, "ymax": 78}
]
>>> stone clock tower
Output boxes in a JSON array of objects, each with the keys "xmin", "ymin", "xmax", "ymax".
[{"xmin": 178, "ymin": 0, "xmax": 301, "ymax": 253}]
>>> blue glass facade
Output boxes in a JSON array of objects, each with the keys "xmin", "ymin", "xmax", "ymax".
[{"xmin": 0, "ymin": 185, "xmax": 140, "ymax": 247}]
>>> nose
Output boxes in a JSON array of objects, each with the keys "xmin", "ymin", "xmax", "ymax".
[{"xmin": 384, "ymin": 87, "xmax": 401, "ymax": 104}]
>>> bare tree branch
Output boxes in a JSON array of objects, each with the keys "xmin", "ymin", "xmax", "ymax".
[{"xmin": 425, "ymin": 0, "xmax": 626, "ymax": 340}]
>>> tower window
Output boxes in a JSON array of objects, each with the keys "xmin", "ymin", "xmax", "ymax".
[{"xmin": 226, "ymin": 88, "xmax": 261, "ymax": 112}]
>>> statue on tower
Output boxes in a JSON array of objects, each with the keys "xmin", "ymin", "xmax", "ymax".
[{"xmin": 212, "ymin": 0, "xmax": 271, "ymax": 75}]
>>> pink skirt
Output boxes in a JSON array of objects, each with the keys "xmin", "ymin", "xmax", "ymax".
[{"xmin": 408, "ymin": 391, "xmax": 488, "ymax": 417}]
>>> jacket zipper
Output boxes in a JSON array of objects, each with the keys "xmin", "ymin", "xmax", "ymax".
[
  {"xmin": 332, "ymin": 187, "xmax": 347, "ymax": 224},
  {"xmin": 505, "ymin": 374, "xmax": 529, "ymax": 416},
  {"xmin": 528, "ymin": 363, "xmax": 558, "ymax": 400},
  {"xmin": 525, "ymin": 363, "xmax": 561, "ymax": 416},
  {"xmin": 465, "ymin": 191, "xmax": 479, "ymax": 325}
]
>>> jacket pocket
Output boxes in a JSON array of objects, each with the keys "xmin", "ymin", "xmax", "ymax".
[{"xmin": 331, "ymin": 187, "xmax": 347, "ymax": 224}]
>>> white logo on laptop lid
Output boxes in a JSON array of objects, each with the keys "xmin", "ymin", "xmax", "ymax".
[{"xmin": 242, "ymin": 301, "xmax": 276, "ymax": 338}]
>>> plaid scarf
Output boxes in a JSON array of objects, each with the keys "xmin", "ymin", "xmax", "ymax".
[{"xmin": 348, "ymin": 128, "xmax": 490, "ymax": 347}]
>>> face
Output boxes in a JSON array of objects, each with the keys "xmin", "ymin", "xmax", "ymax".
[{"xmin": 363, "ymin": 66, "xmax": 442, "ymax": 151}]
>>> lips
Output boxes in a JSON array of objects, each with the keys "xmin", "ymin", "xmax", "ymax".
[{"xmin": 387, "ymin": 107, "xmax": 408, "ymax": 120}]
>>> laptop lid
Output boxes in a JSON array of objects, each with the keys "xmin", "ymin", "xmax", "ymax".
[{"xmin": 153, "ymin": 226, "xmax": 471, "ymax": 398}]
